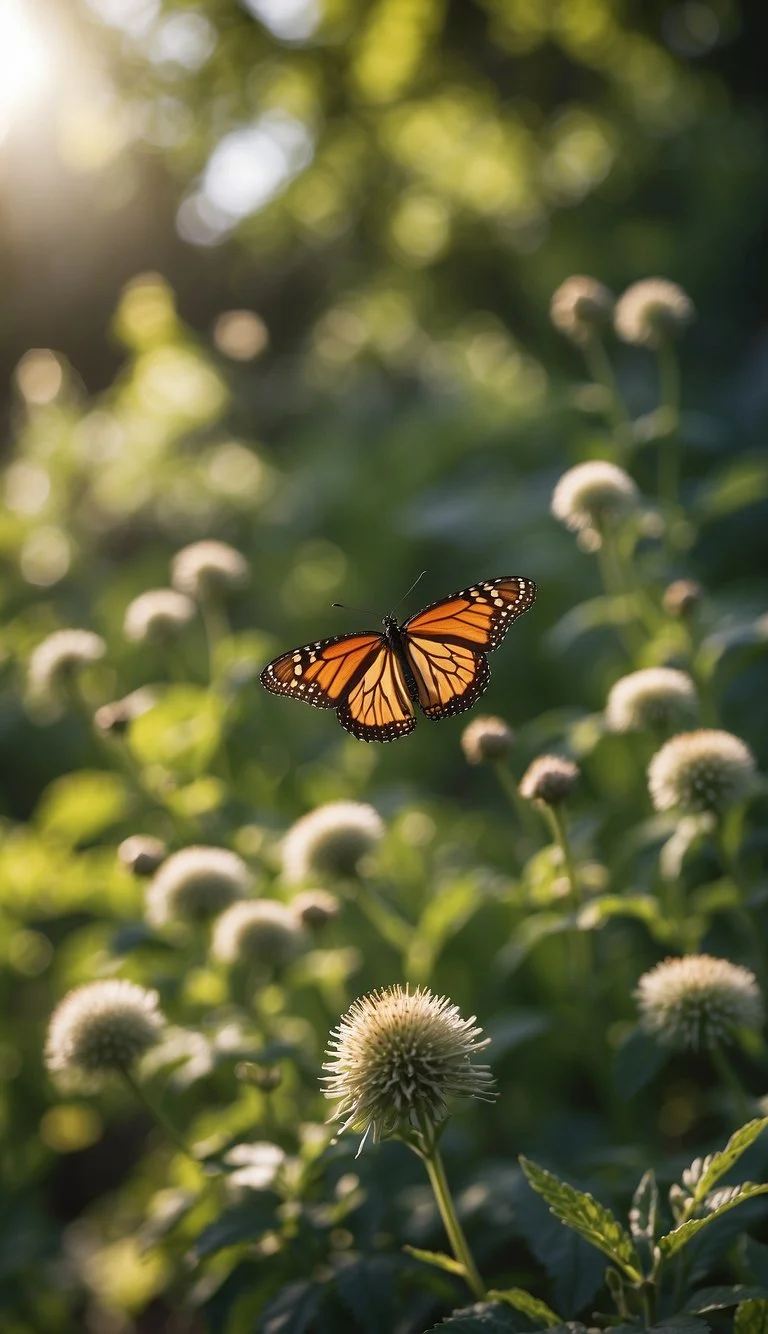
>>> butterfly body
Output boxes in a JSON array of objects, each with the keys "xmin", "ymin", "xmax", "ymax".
[{"xmin": 261, "ymin": 575, "xmax": 536, "ymax": 743}]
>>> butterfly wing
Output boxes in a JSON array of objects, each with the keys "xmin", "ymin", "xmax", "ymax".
[
  {"xmin": 401, "ymin": 575, "xmax": 536, "ymax": 720},
  {"xmin": 260, "ymin": 632, "xmax": 416, "ymax": 742}
]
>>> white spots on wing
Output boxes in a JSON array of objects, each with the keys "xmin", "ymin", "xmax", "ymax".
[{"xmin": 294, "ymin": 665, "xmax": 302, "ymax": 676}]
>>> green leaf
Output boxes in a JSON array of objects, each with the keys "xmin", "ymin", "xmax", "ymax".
[
  {"xmin": 613, "ymin": 1028, "xmax": 667, "ymax": 1101},
  {"xmin": 630, "ymin": 1170, "xmax": 659, "ymax": 1248},
  {"xmin": 682, "ymin": 1119, "xmax": 768, "ymax": 1204},
  {"xmin": 190, "ymin": 1195, "xmax": 278, "ymax": 1258},
  {"xmin": 403, "ymin": 1246, "xmax": 466, "ymax": 1277},
  {"xmin": 694, "ymin": 454, "xmax": 768, "ymax": 520},
  {"xmin": 576, "ymin": 894, "xmax": 665, "ymax": 936},
  {"xmin": 658, "ymin": 1183, "xmax": 768, "ymax": 1259},
  {"xmin": 684, "ymin": 1287, "xmax": 768, "ymax": 1314},
  {"xmin": 487, "ymin": 1287, "xmax": 562, "ymax": 1325},
  {"xmin": 129, "ymin": 685, "xmax": 224, "ymax": 779},
  {"xmin": 511, "ymin": 1169, "xmax": 608, "ymax": 1315},
  {"xmin": 258, "ymin": 1280, "xmax": 323, "ymax": 1334},
  {"xmin": 498, "ymin": 914, "xmax": 571, "ymax": 974},
  {"xmin": 612, "ymin": 1320, "xmax": 708, "ymax": 1334},
  {"xmin": 423, "ymin": 1301, "xmax": 540, "ymax": 1332},
  {"xmin": 736, "ymin": 1301, "xmax": 768, "ymax": 1334},
  {"xmin": 519, "ymin": 1157, "xmax": 642, "ymax": 1281},
  {"xmin": 36, "ymin": 770, "xmax": 131, "ymax": 845},
  {"xmin": 485, "ymin": 1011, "xmax": 551, "ymax": 1059},
  {"xmin": 334, "ymin": 1255, "xmax": 399, "ymax": 1334}
]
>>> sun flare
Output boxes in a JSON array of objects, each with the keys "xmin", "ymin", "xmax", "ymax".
[{"xmin": 0, "ymin": 0, "xmax": 53, "ymax": 137}]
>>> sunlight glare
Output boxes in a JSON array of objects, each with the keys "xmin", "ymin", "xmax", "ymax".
[{"xmin": 0, "ymin": 0, "xmax": 53, "ymax": 138}]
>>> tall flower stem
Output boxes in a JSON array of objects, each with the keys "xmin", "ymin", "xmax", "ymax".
[
  {"xmin": 544, "ymin": 804, "xmax": 593, "ymax": 989},
  {"xmin": 714, "ymin": 821, "xmax": 768, "ymax": 987},
  {"xmin": 710, "ymin": 1042, "xmax": 751, "ymax": 1126},
  {"xmin": 200, "ymin": 592, "xmax": 230, "ymax": 684},
  {"xmin": 493, "ymin": 762, "xmax": 540, "ymax": 843},
  {"xmin": 583, "ymin": 333, "xmax": 632, "ymax": 452},
  {"xmin": 421, "ymin": 1143, "xmax": 486, "ymax": 1300},
  {"xmin": 657, "ymin": 340, "xmax": 682, "ymax": 554},
  {"xmin": 119, "ymin": 1065, "xmax": 197, "ymax": 1162}
]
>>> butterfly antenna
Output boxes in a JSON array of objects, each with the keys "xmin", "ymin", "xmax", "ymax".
[
  {"xmin": 332, "ymin": 602, "xmax": 376, "ymax": 617},
  {"xmin": 389, "ymin": 570, "xmax": 427, "ymax": 618}
]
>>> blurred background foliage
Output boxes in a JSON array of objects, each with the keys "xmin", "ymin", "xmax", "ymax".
[{"xmin": 2, "ymin": 0, "xmax": 768, "ymax": 1330}]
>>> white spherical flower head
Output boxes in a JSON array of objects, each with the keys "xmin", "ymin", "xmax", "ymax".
[
  {"xmin": 550, "ymin": 276, "xmax": 615, "ymax": 345},
  {"xmin": 551, "ymin": 461, "xmax": 639, "ymax": 537},
  {"xmin": 606, "ymin": 668, "xmax": 698, "ymax": 733},
  {"xmin": 45, "ymin": 980, "xmax": 164, "ymax": 1084},
  {"xmin": 171, "ymin": 541, "xmax": 249, "ymax": 599},
  {"xmin": 519, "ymin": 754, "xmax": 579, "ymax": 806},
  {"xmin": 614, "ymin": 279, "xmax": 695, "ymax": 348},
  {"xmin": 123, "ymin": 589, "xmax": 196, "ymax": 643},
  {"xmin": 648, "ymin": 729, "xmax": 756, "ymax": 815},
  {"xmin": 461, "ymin": 715, "xmax": 515, "ymax": 765},
  {"xmin": 636, "ymin": 955, "xmax": 762, "ymax": 1051},
  {"xmin": 28, "ymin": 630, "xmax": 106, "ymax": 701},
  {"xmin": 282, "ymin": 801, "xmax": 385, "ymax": 884},
  {"xmin": 323, "ymin": 986, "xmax": 496, "ymax": 1150},
  {"xmin": 146, "ymin": 846, "xmax": 252, "ymax": 927},
  {"xmin": 212, "ymin": 900, "xmax": 306, "ymax": 969}
]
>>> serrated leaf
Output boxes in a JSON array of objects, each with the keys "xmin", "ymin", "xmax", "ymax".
[
  {"xmin": 511, "ymin": 1171, "xmax": 607, "ymax": 1315},
  {"xmin": 404, "ymin": 1246, "xmax": 466, "ymax": 1277},
  {"xmin": 613, "ymin": 1028, "xmax": 667, "ymax": 1101},
  {"xmin": 736, "ymin": 1301, "xmax": 768, "ymax": 1334},
  {"xmin": 334, "ymin": 1254, "xmax": 399, "ymax": 1334},
  {"xmin": 258, "ymin": 1280, "xmax": 323, "ymax": 1334},
  {"xmin": 684, "ymin": 1287, "xmax": 768, "ymax": 1313},
  {"xmin": 423, "ymin": 1301, "xmax": 539, "ymax": 1332},
  {"xmin": 519, "ymin": 1157, "xmax": 642, "ymax": 1280},
  {"xmin": 190, "ymin": 1194, "xmax": 278, "ymax": 1258},
  {"xmin": 630, "ymin": 1170, "xmax": 659, "ymax": 1248},
  {"xmin": 658, "ymin": 1183, "xmax": 768, "ymax": 1259},
  {"xmin": 684, "ymin": 1119, "xmax": 768, "ymax": 1205},
  {"xmin": 488, "ymin": 1287, "xmax": 562, "ymax": 1325}
]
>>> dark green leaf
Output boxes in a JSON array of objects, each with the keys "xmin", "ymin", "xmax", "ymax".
[
  {"xmin": 613, "ymin": 1028, "xmax": 667, "ymax": 1101},
  {"xmin": 735, "ymin": 1301, "xmax": 768, "ymax": 1334},
  {"xmin": 423, "ymin": 1301, "xmax": 540, "ymax": 1332},
  {"xmin": 658, "ymin": 1184, "xmax": 768, "ymax": 1259},
  {"xmin": 684, "ymin": 1287, "xmax": 768, "ymax": 1313},
  {"xmin": 485, "ymin": 1012, "xmax": 552, "ymax": 1058},
  {"xmin": 487, "ymin": 1287, "xmax": 562, "ymax": 1325},
  {"xmin": 190, "ymin": 1195, "xmax": 278, "ymax": 1259},
  {"xmin": 520, "ymin": 1157, "xmax": 642, "ymax": 1280},
  {"xmin": 258, "ymin": 1280, "xmax": 323, "ymax": 1334},
  {"xmin": 512, "ymin": 1173, "xmax": 606, "ymax": 1315},
  {"xmin": 682, "ymin": 1119, "xmax": 768, "ymax": 1204},
  {"xmin": 334, "ymin": 1254, "xmax": 400, "ymax": 1334}
]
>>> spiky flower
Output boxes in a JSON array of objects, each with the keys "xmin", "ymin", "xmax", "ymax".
[
  {"xmin": 606, "ymin": 667, "xmax": 698, "ymax": 733},
  {"xmin": 519, "ymin": 755, "xmax": 579, "ymax": 806},
  {"xmin": 291, "ymin": 889, "xmax": 341, "ymax": 932},
  {"xmin": 663, "ymin": 578, "xmax": 703, "ymax": 619},
  {"xmin": 94, "ymin": 687, "xmax": 158, "ymax": 735},
  {"xmin": 461, "ymin": 716, "xmax": 515, "ymax": 765},
  {"xmin": 614, "ymin": 279, "xmax": 695, "ymax": 348},
  {"xmin": 551, "ymin": 461, "xmax": 639, "ymax": 537},
  {"xmin": 118, "ymin": 835, "xmax": 167, "ymax": 876},
  {"xmin": 171, "ymin": 540, "xmax": 249, "ymax": 599},
  {"xmin": 323, "ymin": 986, "xmax": 496, "ymax": 1150},
  {"xmin": 212, "ymin": 900, "xmax": 306, "ymax": 969},
  {"xmin": 123, "ymin": 589, "xmax": 196, "ymax": 643},
  {"xmin": 550, "ymin": 276, "xmax": 615, "ymax": 346},
  {"xmin": 146, "ymin": 846, "xmax": 252, "ymax": 927},
  {"xmin": 282, "ymin": 801, "xmax": 385, "ymax": 884},
  {"xmin": 45, "ymin": 980, "xmax": 165, "ymax": 1085},
  {"xmin": 648, "ymin": 730, "xmax": 756, "ymax": 815},
  {"xmin": 28, "ymin": 630, "xmax": 106, "ymax": 703},
  {"xmin": 636, "ymin": 955, "xmax": 762, "ymax": 1050}
]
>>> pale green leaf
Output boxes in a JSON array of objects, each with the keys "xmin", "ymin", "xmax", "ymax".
[
  {"xmin": 403, "ymin": 1246, "xmax": 466, "ymax": 1277},
  {"xmin": 658, "ymin": 1183, "xmax": 768, "ymax": 1259},
  {"xmin": 630, "ymin": 1170, "xmax": 659, "ymax": 1248},
  {"xmin": 488, "ymin": 1287, "xmax": 562, "ymax": 1326},
  {"xmin": 36, "ymin": 770, "xmax": 131, "ymax": 846},
  {"xmin": 129, "ymin": 685, "xmax": 224, "ymax": 779},
  {"xmin": 519, "ymin": 1156, "xmax": 642, "ymax": 1281},
  {"xmin": 683, "ymin": 1119, "xmax": 768, "ymax": 1204},
  {"xmin": 684, "ymin": 1287, "xmax": 768, "ymax": 1314},
  {"xmin": 735, "ymin": 1301, "xmax": 768, "ymax": 1334}
]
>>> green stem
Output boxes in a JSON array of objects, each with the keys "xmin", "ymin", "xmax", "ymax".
[
  {"xmin": 422, "ymin": 1145, "xmax": 486, "ymax": 1300},
  {"xmin": 715, "ymin": 821, "xmax": 768, "ymax": 988},
  {"xmin": 119, "ymin": 1065, "xmax": 197, "ymax": 1162},
  {"xmin": 200, "ymin": 593, "xmax": 230, "ymax": 684},
  {"xmin": 583, "ymin": 333, "xmax": 632, "ymax": 451},
  {"xmin": 597, "ymin": 531, "xmax": 645, "ymax": 660},
  {"xmin": 657, "ymin": 340, "xmax": 681, "ymax": 555},
  {"xmin": 710, "ymin": 1042, "xmax": 751, "ymax": 1127},
  {"xmin": 493, "ymin": 762, "xmax": 540, "ymax": 844}
]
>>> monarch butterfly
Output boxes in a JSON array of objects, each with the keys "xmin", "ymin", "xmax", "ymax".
[{"xmin": 260, "ymin": 575, "xmax": 536, "ymax": 743}]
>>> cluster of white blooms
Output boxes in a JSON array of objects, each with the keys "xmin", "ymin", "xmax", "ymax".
[
  {"xmin": 212, "ymin": 900, "xmax": 306, "ymax": 969},
  {"xmin": 146, "ymin": 846, "xmax": 252, "ymax": 927},
  {"xmin": 606, "ymin": 668, "xmax": 698, "ymax": 733},
  {"xmin": 636, "ymin": 955, "xmax": 762, "ymax": 1050},
  {"xmin": 28, "ymin": 630, "xmax": 106, "ymax": 702},
  {"xmin": 519, "ymin": 755, "xmax": 579, "ymax": 806},
  {"xmin": 551, "ymin": 461, "xmax": 639, "ymax": 539},
  {"xmin": 550, "ymin": 276, "xmax": 615, "ymax": 345},
  {"xmin": 123, "ymin": 589, "xmax": 196, "ymax": 643},
  {"xmin": 648, "ymin": 730, "xmax": 756, "ymax": 815},
  {"xmin": 45, "ymin": 980, "xmax": 165, "ymax": 1085},
  {"xmin": 171, "ymin": 541, "xmax": 249, "ymax": 599},
  {"xmin": 281, "ymin": 801, "xmax": 385, "ymax": 883},
  {"xmin": 461, "ymin": 716, "xmax": 515, "ymax": 765},
  {"xmin": 614, "ymin": 279, "xmax": 695, "ymax": 349}
]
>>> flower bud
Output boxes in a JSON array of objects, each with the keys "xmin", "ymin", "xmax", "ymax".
[
  {"xmin": 663, "ymin": 579, "xmax": 703, "ymax": 619},
  {"xmin": 146, "ymin": 846, "xmax": 252, "ymax": 927},
  {"xmin": 551, "ymin": 461, "xmax": 639, "ymax": 538},
  {"xmin": 461, "ymin": 716, "xmax": 515, "ymax": 765},
  {"xmin": 282, "ymin": 801, "xmax": 384, "ymax": 884},
  {"xmin": 28, "ymin": 630, "xmax": 106, "ymax": 705},
  {"xmin": 291, "ymin": 889, "xmax": 341, "ymax": 933},
  {"xmin": 519, "ymin": 755, "xmax": 579, "ymax": 806},
  {"xmin": 118, "ymin": 835, "xmax": 167, "ymax": 876},
  {"xmin": 550, "ymin": 276, "xmax": 615, "ymax": 346},
  {"xmin": 605, "ymin": 667, "xmax": 698, "ymax": 733},
  {"xmin": 123, "ymin": 589, "xmax": 196, "ymax": 643},
  {"xmin": 212, "ymin": 900, "xmax": 305, "ymax": 969},
  {"xmin": 171, "ymin": 541, "xmax": 249, "ymax": 599},
  {"xmin": 614, "ymin": 279, "xmax": 695, "ymax": 348},
  {"xmin": 45, "ymin": 980, "xmax": 165, "ymax": 1085}
]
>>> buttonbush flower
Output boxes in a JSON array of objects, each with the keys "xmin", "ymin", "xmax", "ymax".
[
  {"xmin": 461, "ymin": 716, "xmax": 515, "ymax": 765},
  {"xmin": 636, "ymin": 955, "xmax": 762, "ymax": 1050},
  {"xmin": 94, "ymin": 687, "xmax": 158, "ymax": 735},
  {"xmin": 551, "ymin": 461, "xmax": 639, "ymax": 537},
  {"xmin": 615, "ymin": 279, "xmax": 695, "ymax": 348},
  {"xmin": 123, "ymin": 589, "xmax": 196, "ymax": 643},
  {"xmin": 323, "ymin": 986, "xmax": 496, "ymax": 1150},
  {"xmin": 45, "ymin": 980, "xmax": 165, "ymax": 1086},
  {"xmin": 171, "ymin": 540, "xmax": 249, "ymax": 599},
  {"xmin": 519, "ymin": 755, "xmax": 579, "ymax": 806},
  {"xmin": 550, "ymin": 276, "xmax": 614, "ymax": 345},
  {"xmin": 212, "ymin": 900, "xmax": 306, "ymax": 969},
  {"xmin": 648, "ymin": 730, "xmax": 756, "ymax": 814},
  {"xmin": 291, "ymin": 889, "xmax": 341, "ymax": 932},
  {"xmin": 28, "ymin": 630, "xmax": 106, "ymax": 703},
  {"xmin": 146, "ymin": 846, "xmax": 252, "ymax": 927},
  {"xmin": 663, "ymin": 578, "xmax": 703, "ymax": 619},
  {"xmin": 118, "ymin": 835, "xmax": 167, "ymax": 876},
  {"xmin": 606, "ymin": 667, "xmax": 698, "ymax": 733},
  {"xmin": 282, "ymin": 801, "xmax": 384, "ymax": 883}
]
